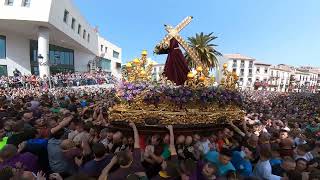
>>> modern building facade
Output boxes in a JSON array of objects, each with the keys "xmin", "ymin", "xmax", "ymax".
[{"xmin": 0, "ymin": 0, "xmax": 122, "ymax": 77}]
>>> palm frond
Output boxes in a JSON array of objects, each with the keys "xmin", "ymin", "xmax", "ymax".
[{"xmin": 185, "ymin": 32, "xmax": 222, "ymax": 69}]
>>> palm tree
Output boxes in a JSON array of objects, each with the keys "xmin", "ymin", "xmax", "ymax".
[{"xmin": 185, "ymin": 32, "xmax": 222, "ymax": 69}]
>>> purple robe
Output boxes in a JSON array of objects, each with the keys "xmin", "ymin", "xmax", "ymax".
[{"xmin": 163, "ymin": 38, "xmax": 190, "ymax": 85}]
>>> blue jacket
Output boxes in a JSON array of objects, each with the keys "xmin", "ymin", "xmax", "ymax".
[{"xmin": 231, "ymin": 151, "xmax": 253, "ymax": 177}]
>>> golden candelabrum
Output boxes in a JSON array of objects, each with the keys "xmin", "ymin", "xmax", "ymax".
[
  {"xmin": 220, "ymin": 63, "xmax": 239, "ymax": 90},
  {"xmin": 125, "ymin": 50, "xmax": 153, "ymax": 82},
  {"xmin": 184, "ymin": 66, "xmax": 216, "ymax": 88}
]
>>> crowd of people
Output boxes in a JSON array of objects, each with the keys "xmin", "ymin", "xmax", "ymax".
[
  {"xmin": 0, "ymin": 79, "xmax": 320, "ymax": 179},
  {"xmin": 0, "ymin": 70, "xmax": 117, "ymax": 89}
]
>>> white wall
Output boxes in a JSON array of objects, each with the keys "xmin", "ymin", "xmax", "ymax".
[
  {"xmin": 98, "ymin": 36, "xmax": 122, "ymax": 77},
  {"xmin": 74, "ymin": 50, "xmax": 95, "ymax": 72},
  {"xmin": 0, "ymin": 32, "xmax": 31, "ymax": 76},
  {"xmin": 0, "ymin": 0, "xmax": 52, "ymax": 22},
  {"xmin": 49, "ymin": 0, "xmax": 98, "ymax": 55}
]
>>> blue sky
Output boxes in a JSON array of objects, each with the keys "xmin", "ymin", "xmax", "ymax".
[{"xmin": 74, "ymin": 0, "xmax": 320, "ymax": 66}]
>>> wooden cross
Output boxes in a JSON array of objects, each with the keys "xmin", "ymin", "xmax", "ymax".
[{"xmin": 157, "ymin": 16, "xmax": 202, "ymax": 68}]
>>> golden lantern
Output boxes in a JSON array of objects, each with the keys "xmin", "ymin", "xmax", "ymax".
[
  {"xmin": 133, "ymin": 58, "xmax": 140, "ymax": 65},
  {"xmin": 126, "ymin": 62, "xmax": 132, "ymax": 68},
  {"xmin": 211, "ymin": 75, "xmax": 215, "ymax": 81},
  {"xmin": 196, "ymin": 66, "xmax": 203, "ymax": 72},
  {"xmin": 140, "ymin": 70, "xmax": 146, "ymax": 75},
  {"xmin": 141, "ymin": 50, "xmax": 148, "ymax": 56},
  {"xmin": 223, "ymin": 63, "xmax": 228, "ymax": 69},
  {"xmin": 187, "ymin": 72, "xmax": 194, "ymax": 79},
  {"xmin": 199, "ymin": 76, "xmax": 206, "ymax": 82}
]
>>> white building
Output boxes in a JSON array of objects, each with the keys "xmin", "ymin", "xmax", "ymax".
[
  {"xmin": 0, "ymin": 0, "xmax": 122, "ymax": 77},
  {"xmin": 294, "ymin": 69, "xmax": 318, "ymax": 93},
  {"xmin": 224, "ymin": 54, "xmax": 255, "ymax": 90},
  {"xmin": 151, "ymin": 63, "xmax": 165, "ymax": 81},
  {"xmin": 269, "ymin": 65, "xmax": 292, "ymax": 92},
  {"xmin": 252, "ymin": 62, "xmax": 271, "ymax": 90}
]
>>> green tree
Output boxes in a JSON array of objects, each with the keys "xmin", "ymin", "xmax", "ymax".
[{"xmin": 185, "ymin": 32, "xmax": 222, "ymax": 69}]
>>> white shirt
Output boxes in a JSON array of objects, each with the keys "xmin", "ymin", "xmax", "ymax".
[
  {"xmin": 199, "ymin": 139, "xmax": 210, "ymax": 155},
  {"xmin": 253, "ymin": 160, "xmax": 281, "ymax": 180},
  {"xmin": 295, "ymin": 152, "xmax": 313, "ymax": 161}
]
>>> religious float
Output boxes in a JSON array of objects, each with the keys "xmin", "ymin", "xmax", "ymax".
[{"xmin": 107, "ymin": 17, "xmax": 244, "ymax": 132}]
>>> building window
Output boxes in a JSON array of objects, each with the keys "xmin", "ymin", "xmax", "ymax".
[
  {"xmin": 22, "ymin": 0, "xmax": 30, "ymax": 7},
  {"xmin": 63, "ymin": 10, "xmax": 69, "ymax": 23},
  {"xmin": 77, "ymin": 24, "xmax": 81, "ymax": 35},
  {"xmin": 232, "ymin": 68, "xmax": 236, "ymax": 72},
  {"xmin": 256, "ymin": 67, "xmax": 260, "ymax": 73},
  {"xmin": 101, "ymin": 45, "xmax": 104, "ymax": 52},
  {"xmin": 249, "ymin": 69, "xmax": 252, "ymax": 76},
  {"xmin": 87, "ymin": 34, "xmax": 90, "ymax": 42},
  {"xmin": 248, "ymin": 78, "xmax": 252, "ymax": 82},
  {"xmin": 240, "ymin": 69, "xmax": 244, "ymax": 76},
  {"xmin": 264, "ymin": 68, "xmax": 268, "ymax": 74},
  {"xmin": 83, "ymin": 30, "xmax": 86, "ymax": 39},
  {"xmin": 30, "ymin": 40, "xmax": 74, "ymax": 75},
  {"xmin": 0, "ymin": 35, "xmax": 6, "ymax": 59},
  {"xmin": 113, "ymin": 51, "xmax": 119, "ymax": 59},
  {"xmin": 240, "ymin": 78, "xmax": 244, "ymax": 82},
  {"xmin": 100, "ymin": 58, "xmax": 111, "ymax": 71},
  {"xmin": 116, "ymin": 62, "xmax": 121, "ymax": 69},
  {"xmin": 71, "ymin": 18, "xmax": 76, "ymax": 30},
  {"xmin": 105, "ymin": 47, "xmax": 108, "ymax": 53},
  {"xmin": 249, "ymin": 61, "xmax": 253, "ymax": 68},
  {"xmin": 0, "ymin": 65, "xmax": 8, "ymax": 76},
  {"xmin": 5, "ymin": 0, "xmax": 14, "ymax": 6}
]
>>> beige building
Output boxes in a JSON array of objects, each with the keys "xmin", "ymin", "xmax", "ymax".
[{"xmin": 269, "ymin": 64, "xmax": 293, "ymax": 92}]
